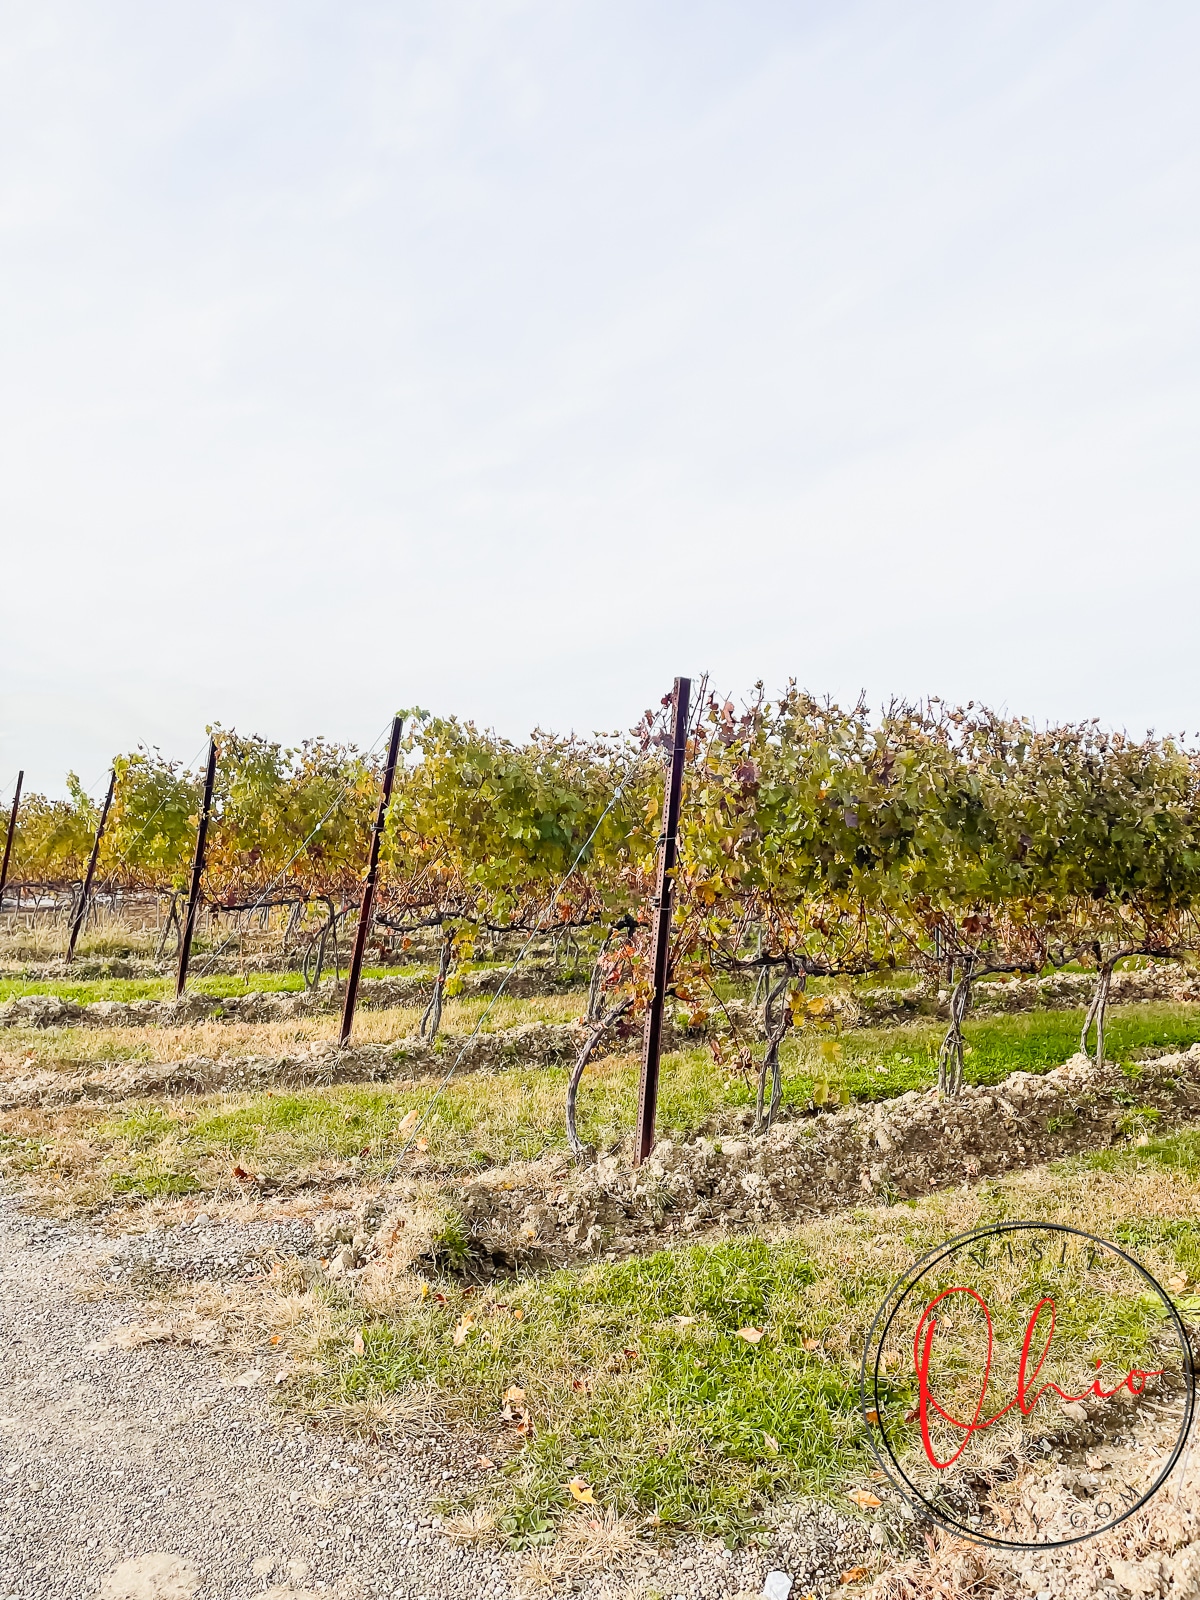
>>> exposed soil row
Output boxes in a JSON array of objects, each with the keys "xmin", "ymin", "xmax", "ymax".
[
  {"xmin": 0, "ymin": 966, "xmax": 579, "ymax": 1029},
  {"xmin": 6, "ymin": 959, "xmax": 1200, "ymax": 1037},
  {"xmin": 0, "ymin": 1020, "xmax": 587, "ymax": 1110},
  {"xmin": 375, "ymin": 1046, "xmax": 1200, "ymax": 1277}
]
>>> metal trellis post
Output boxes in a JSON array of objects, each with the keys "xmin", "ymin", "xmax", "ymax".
[
  {"xmin": 176, "ymin": 740, "xmax": 218, "ymax": 999},
  {"xmin": 634, "ymin": 676, "xmax": 691, "ymax": 1166},
  {"xmin": 66, "ymin": 768, "xmax": 117, "ymax": 962},
  {"xmin": 340, "ymin": 714, "xmax": 404, "ymax": 1047},
  {"xmin": 0, "ymin": 771, "xmax": 23, "ymax": 912}
]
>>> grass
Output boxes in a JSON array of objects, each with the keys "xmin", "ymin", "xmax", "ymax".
[
  {"xmin": 0, "ymin": 965, "xmax": 431, "ymax": 1005},
  {"xmin": 0, "ymin": 992, "xmax": 587, "ymax": 1070},
  {"xmin": 8, "ymin": 1000, "xmax": 1200, "ymax": 1207},
  {"xmin": 292, "ymin": 1133, "xmax": 1200, "ymax": 1543}
]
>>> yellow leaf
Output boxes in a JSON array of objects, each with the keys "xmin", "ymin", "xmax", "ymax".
[
  {"xmin": 452, "ymin": 1315, "xmax": 475, "ymax": 1347},
  {"xmin": 802, "ymin": 1337, "xmax": 820, "ymax": 1352},
  {"xmin": 736, "ymin": 1326, "xmax": 764, "ymax": 1344},
  {"xmin": 420, "ymin": 1281, "xmax": 430, "ymax": 1300},
  {"xmin": 512, "ymin": 1307, "xmax": 525, "ymax": 1321},
  {"xmin": 503, "ymin": 1385, "xmax": 526, "ymax": 1406},
  {"xmin": 352, "ymin": 1329, "xmax": 365, "ymax": 1356},
  {"xmin": 864, "ymin": 1408, "xmax": 880, "ymax": 1426},
  {"xmin": 763, "ymin": 1433, "xmax": 780, "ymax": 1454},
  {"xmin": 567, "ymin": 1476, "xmax": 596, "ymax": 1505},
  {"xmin": 847, "ymin": 1489, "xmax": 882, "ymax": 1508}
]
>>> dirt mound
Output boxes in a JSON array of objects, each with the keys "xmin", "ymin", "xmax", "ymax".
[
  {"xmin": 378, "ymin": 1046, "xmax": 1200, "ymax": 1275},
  {"xmin": 0, "ymin": 967, "xmax": 584, "ymax": 1031},
  {"xmin": 0, "ymin": 1020, "xmax": 588, "ymax": 1109}
]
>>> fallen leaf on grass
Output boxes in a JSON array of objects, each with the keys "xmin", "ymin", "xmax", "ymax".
[
  {"xmin": 353, "ymin": 1329, "xmax": 365, "ymax": 1355},
  {"xmin": 566, "ymin": 1477, "xmax": 596, "ymax": 1505},
  {"xmin": 802, "ymin": 1337, "xmax": 820, "ymax": 1352},
  {"xmin": 476, "ymin": 1456, "xmax": 495, "ymax": 1471},
  {"xmin": 398, "ymin": 1110, "xmax": 420, "ymax": 1136},
  {"xmin": 763, "ymin": 1433, "xmax": 780, "ymax": 1454},
  {"xmin": 846, "ymin": 1489, "xmax": 882, "ymax": 1508},
  {"xmin": 452, "ymin": 1316, "xmax": 475, "ymax": 1347},
  {"xmin": 737, "ymin": 1326, "xmax": 764, "ymax": 1344},
  {"xmin": 1169, "ymin": 1273, "xmax": 1188, "ymax": 1294},
  {"xmin": 269, "ymin": 1334, "xmax": 281, "ymax": 1346},
  {"xmin": 864, "ymin": 1408, "xmax": 880, "ymax": 1425},
  {"xmin": 512, "ymin": 1307, "xmax": 525, "ymax": 1321},
  {"xmin": 504, "ymin": 1385, "xmax": 526, "ymax": 1405},
  {"xmin": 232, "ymin": 1165, "xmax": 253, "ymax": 1182},
  {"xmin": 675, "ymin": 1315, "xmax": 696, "ymax": 1327},
  {"xmin": 841, "ymin": 1567, "xmax": 869, "ymax": 1584}
]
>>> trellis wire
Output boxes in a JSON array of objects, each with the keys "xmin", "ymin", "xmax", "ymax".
[{"xmin": 384, "ymin": 717, "xmax": 664, "ymax": 1181}]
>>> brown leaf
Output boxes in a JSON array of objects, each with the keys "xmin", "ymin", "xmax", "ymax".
[
  {"xmin": 864, "ymin": 1409, "xmax": 880, "ymax": 1425},
  {"xmin": 503, "ymin": 1385, "xmax": 526, "ymax": 1406},
  {"xmin": 476, "ymin": 1456, "xmax": 495, "ymax": 1471},
  {"xmin": 802, "ymin": 1337, "xmax": 820, "ymax": 1352},
  {"xmin": 736, "ymin": 1326, "xmax": 764, "ymax": 1344},
  {"xmin": 451, "ymin": 1315, "xmax": 475, "ymax": 1347},
  {"xmin": 841, "ymin": 1567, "xmax": 869, "ymax": 1584},
  {"xmin": 232, "ymin": 1165, "xmax": 252, "ymax": 1181},
  {"xmin": 352, "ymin": 1330, "xmax": 365, "ymax": 1356},
  {"xmin": 846, "ymin": 1489, "xmax": 882, "ymax": 1509},
  {"xmin": 1169, "ymin": 1273, "xmax": 1188, "ymax": 1294},
  {"xmin": 398, "ymin": 1109, "xmax": 420, "ymax": 1136}
]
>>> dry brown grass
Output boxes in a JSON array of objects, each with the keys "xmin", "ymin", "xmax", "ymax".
[{"xmin": 0, "ymin": 993, "xmax": 586, "ymax": 1074}]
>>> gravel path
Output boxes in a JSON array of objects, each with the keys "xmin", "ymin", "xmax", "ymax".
[
  {"xmin": 0, "ymin": 1195, "xmax": 515, "ymax": 1600},
  {"xmin": 0, "ymin": 1195, "xmax": 871, "ymax": 1600}
]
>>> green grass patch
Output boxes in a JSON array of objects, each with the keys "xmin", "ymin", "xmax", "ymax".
[
  {"xmin": 50, "ymin": 1002, "xmax": 1200, "ymax": 1193},
  {"xmin": 0, "ymin": 964, "xmax": 432, "ymax": 1006},
  {"xmin": 327, "ymin": 1237, "xmax": 872, "ymax": 1539}
]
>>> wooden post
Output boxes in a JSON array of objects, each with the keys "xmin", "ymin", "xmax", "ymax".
[
  {"xmin": 176, "ymin": 740, "xmax": 218, "ymax": 998},
  {"xmin": 0, "ymin": 771, "xmax": 23, "ymax": 911},
  {"xmin": 634, "ymin": 677, "xmax": 691, "ymax": 1166},
  {"xmin": 339, "ymin": 714, "xmax": 403, "ymax": 1046},
  {"xmin": 66, "ymin": 769, "xmax": 117, "ymax": 962}
]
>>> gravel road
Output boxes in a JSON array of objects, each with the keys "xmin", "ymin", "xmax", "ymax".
[{"xmin": 0, "ymin": 1194, "xmax": 870, "ymax": 1600}]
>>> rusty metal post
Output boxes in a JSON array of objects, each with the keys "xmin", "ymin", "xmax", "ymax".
[
  {"xmin": 634, "ymin": 677, "xmax": 691, "ymax": 1166},
  {"xmin": 66, "ymin": 769, "xmax": 117, "ymax": 962},
  {"xmin": 0, "ymin": 771, "xmax": 23, "ymax": 912},
  {"xmin": 176, "ymin": 740, "xmax": 218, "ymax": 998},
  {"xmin": 340, "ymin": 714, "xmax": 403, "ymax": 1047}
]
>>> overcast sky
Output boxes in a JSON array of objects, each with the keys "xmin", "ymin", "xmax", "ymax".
[{"xmin": 3, "ymin": 1, "xmax": 1198, "ymax": 796}]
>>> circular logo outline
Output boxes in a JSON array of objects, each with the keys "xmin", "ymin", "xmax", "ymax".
[{"xmin": 859, "ymin": 1221, "xmax": 1197, "ymax": 1550}]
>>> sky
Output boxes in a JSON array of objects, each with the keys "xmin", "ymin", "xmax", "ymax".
[{"xmin": 2, "ymin": 1, "xmax": 1199, "ymax": 797}]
